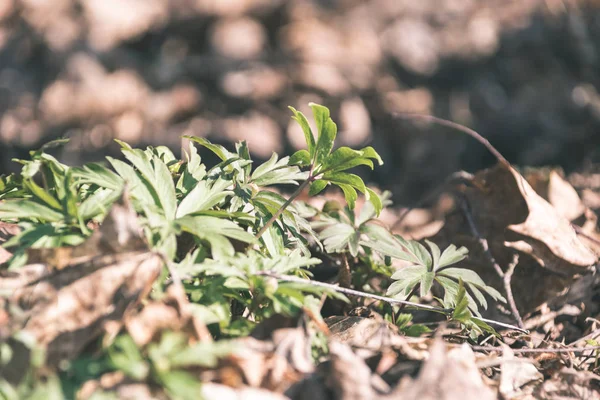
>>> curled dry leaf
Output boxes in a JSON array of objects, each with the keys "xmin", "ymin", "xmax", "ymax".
[
  {"xmin": 430, "ymin": 163, "xmax": 598, "ymax": 314},
  {"xmin": 535, "ymin": 368, "xmax": 600, "ymax": 399},
  {"xmin": 498, "ymin": 345, "xmax": 543, "ymax": 398},
  {"xmin": 326, "ymin": 341, "xmax": 391, "ymax": 400},
  {"xmin": 394, "ymin": 339, "xmax": 495, "ymax": 400},
  {"xmin": 217, "ymin": 315, "xmax": 315, "ymax": 393},
  {"xmin": 0, "ymin": 196, "xmax": 163, "ymax": 367}
]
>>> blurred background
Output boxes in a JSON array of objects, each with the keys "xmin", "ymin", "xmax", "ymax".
[{"xmin": 1, "ymin": 0, "xmax": 600, "ymax": 204}]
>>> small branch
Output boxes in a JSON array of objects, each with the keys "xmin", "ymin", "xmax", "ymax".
[
  {"xmin": 459, "ymin": 199, "xmax": 504, "ymax": 277},
  {"xmin": 256, "ymin": 271, "xmax": 528, "ymax": 333},
  {"xmin": 503, "ymin": 254, "xmax": 524, "ymax": 329},
  {"xmin": 339, "ymin": 253, "xmax": 352, "ymax": 288},
  {"xmin": 393, "ymin": 113, "xmax": 511, "ymax": 168},
  {"xmin": 394, "ymin": 284, "xmax": 420, "ymax": 322},
  {"xmin": 256, "ymin": 271, "xmax": 449, "ymax": 312},
  {"xmin": 459, "ymin": 198, "xmax": 525, "ymax": 329},
  {"xmin": 393, "ymin": 171, "xmax": 474, "ymax": 231},
  {"xmin": 470, "ymin": 345, "xmax": 600, "ymax": 354},
  {"xmin": 255, "ymin": 177, "xmax": 312, "ymax": 239}
]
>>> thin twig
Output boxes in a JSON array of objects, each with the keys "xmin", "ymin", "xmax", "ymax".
[
  {"xmin": 459, "ymin": 199, "xmax": 504, "ymax": 277},
  {"xmin": 568, "ymin": 327, "xmax": 600, "ymax": 347},
  {"xmin": 256, "ymin": 271, "xmax": 528, "ymax": 333},
  {"xmin": 255, "ymin": 178, "xmax": 312, "ymax": 239},
  {"xmin": 339, "ymin": 253, "xmax": 352, "ymax": 288},
  {"xmin": 393, "ymin": 113, "xmax": 511, "ymax": 168},
  {"xmin": 393, "ymin": 171, "xmax": 474, "ymax": 231},
  {"xmin": 256, "ymin": 271, "xmax": 449, "ymax": 312},
  {"xmin": 503, "ymin": 253, "xmax": 524, "ymax": 329},
  {"xmin": 470, "ymin": 345, "xmax": 600, "ymax": 354},
  {"xmin": 459, "ymin": 198, "xmax": 525, "ymax": 329}
]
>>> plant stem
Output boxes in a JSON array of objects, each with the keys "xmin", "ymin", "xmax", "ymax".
[{"xmin": 255, "ymin": 177, "xmax": 312, "ymax": 239}]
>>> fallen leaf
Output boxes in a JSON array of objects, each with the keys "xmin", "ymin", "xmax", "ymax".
[
  {"xmin": 394, "ymin": 340, "xmax": 495, "ymax": 400},
  {"xmin": 499, "ymin": 345, "xmax": 542, "ymax": 398},
  {"xmin": 430, "ymin": 163, "xmax": 598, "ymax": 314},
  {"xmin": 0, "ymin": 196, "xmax": 163, "ymax": 366}
]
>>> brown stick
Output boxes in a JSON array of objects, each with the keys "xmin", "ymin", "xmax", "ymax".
[{"xmin": 458, "ymin": 197, "xmax": 525, "ymax": 329}]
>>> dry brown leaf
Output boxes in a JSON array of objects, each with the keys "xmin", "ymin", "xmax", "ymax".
[
  {"xmin": 218, "ymin": 315, "xmax": 315, "ymax": 393},
  {"xmin": 0, "ymin": 196, "xmax": 163, "ymax": 366},
  {"xmin": 394, "ymin": 339, "xmax": 495, "ymax": 400},
  {"xmin": 430, "ymin": 163, "xmax": 598, "ymax": 314},
  {"xmin": 535, "ymin": 368, "xmax": 600, "ymax": 399},
  {"xmin": 526, "ymin": 168, "xmax": 587, "ymax": 222},
  {"xmin": 498, "ymin": 345, "xmax": 542, "ymax": 398}
]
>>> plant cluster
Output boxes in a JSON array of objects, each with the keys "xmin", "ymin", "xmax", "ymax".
[{"xmin": 0, "ymin": 103, "xmax": 504, "ymax": 398}]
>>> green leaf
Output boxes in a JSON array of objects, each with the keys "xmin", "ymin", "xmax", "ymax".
[
  {"xmin": 177, "ymin": 215, "xmax": 255, "ymax": 259},
  {"xmin": 337, "ymin": 183, "xmax": 357, "ymax": 209},
  {"xmin": 251, "ymin": 154, "xmax": 307, "ymax": 186},
  {"xmin": 365, "ymin": 187, "xmax": 382, "ymax": 216},
  {"xmin": 437, "ymin": 268, "xmax": 487, "ymax": 287},
  {"xmin": 394, "ymin": 236, "xmax": 432, "ymax": 269},
  {"xmin": 288, "ymin": 107, "xmax": 316, "ymax": 158},
  {"xmin": 436, "ymin": 244, "xmax": 469, "ymax": 270},
  {"xmin": 184, "ymin": 136, "xmax": 233, "ymax": 161},
  {"xmin": 452, "ymin": 279, "xmax": 471, "ymax": 323},
  {"xmin": 425, "ymin": 240, "xmax": 441, "ymax": 269},
  {"xmin": 0, "ymin": 200, "xmax": 64, "ymax": 222},
  {"xmin": 176, "ymin": 178, "xmax": 232, "ymax": 218},
  {"xmin": 386, "ymin": 276, "xmax": 421, "ymax": 299},
  {"xmin": 152, "ymin": 155, "xmax": 177, "ymax": 219},
  {"xmin": 310, "ymin": 103, "xmax": 337, "ymax": 165},
  {"xmin": 319, "ymin": 222, "xmax": 355, "ymax": 254},
  {"xmin": 323, "ymin": 172, "xmax": 366, "ymax": 194},
  {"xmin": 107, "ymin": 157, "xmax": 157, "ymax": 208},
  {"xmin": 289, "ymin": 149, "xmax": 311, "ymax": 167},
  {"xmin": 22, "ymin": 179, "xmax": 61, "ymax": 211},
  {"xmin": 403, "ymin": 324, "xmax": 432, "ymax": 337},
  {"xmin": 390, "ymin": 264, "xmax": 428, "ymax": 281},
  {"xmin": 361, "ymin": 146, "xmax": 384, "ymax": 166},
  {"xmin": 309, "ymin": 180, "xmax": 328, "ymax": 196},
  {"xmin": 420, "ymin": 271, "xmax": 435, "ymax": 297},
  {"xmin": 79, "ymin": 188, "xmax": 121, "ymax": 220},
  {"xmin": 348, "ymin": 231, "xmax": 360, "ymax": 257},
  {"xmin": 321, "ymin": 147, "xmax": 367, "ymax": 172},
  {"xmin": 72, "ymin": 163, "xmax": 123, "ymax": 191},
  {"xmin": 160, "ymin": 370, "xmax": 203, "ymax": 400}
]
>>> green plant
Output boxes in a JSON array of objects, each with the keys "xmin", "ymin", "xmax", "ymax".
[{"xmin": 0, "ymin": 103, "xmax": 515, "ymax": 398}]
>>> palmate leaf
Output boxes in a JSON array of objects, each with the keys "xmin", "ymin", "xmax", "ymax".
[
  {"xmin": 0, "ymin": 200, "xmax": 64, "ymax": 222},
  {"xmin": 437, "ymin": 267, "xmax": 506, "ymax": 305},
  {"xmin": 107, "ymin": 157, "xmax": 157, "ymax": 208},
  {"xmin": 176, "ymin": 178, "xmax": 232, "ymax": 218},
  {"xmin": 436, "ymin": 244, "xmax": 469, "ymax": 270},
  {"xmin": 319, "ymin": 222, "xmax": 356, "ymax": 254},
  {"xmin": 452, "ymin": 279, "xmax": 471, "ymax": 323},
  {"xmin": 176, "ymin": 215, "xmax": 255, "ymax": 259},
  {"xmin": 251, "ymin": 153, "xmax": 308, "ymax": 186},
  {"xmin": 72, "ymin": 163, "xmax": 124, "ymax": 191}
]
